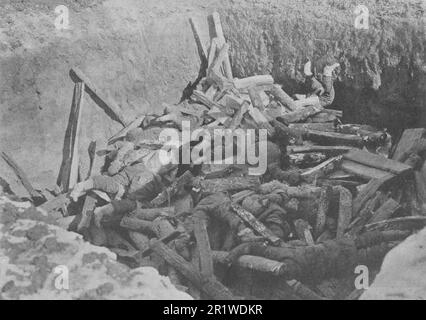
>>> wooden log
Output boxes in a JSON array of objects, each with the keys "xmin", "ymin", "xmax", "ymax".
[
  {"xmin": 392, "ymin": 128, "xmax": 426, "ymax": 161},
  {"xmin": 334, "ymin": 186, "xmax": 352, "ymax": 239},
  {"xmin": 1, "ymin": 152, "xmax": 42, "ymax": 200},
  {"xmin": 211, "ymin": 12, "xmax": 233, "ymax": 80},
  {"xmin": 120, "ymin": 216, "xmax": 155, "ymax": 235},
  {"xmin": 300, "ymin": 156, "xmax": 343, "ymax": 183},
  {"xmin": 344, "ymin": 149, "xmax": 412, "ymax": 175},
  {"xmin": 139, "ymin": 230, "xmax": 181, "ymax": 258},
  {"xmin": 279, "ymin": 105, "xmax": 323, "ymax": 123},
  {"xmin": 315, "ymin": 188, "xmax": 330, "ymax": 237},
  {"xmin": 150, "ymin": 241, "xmax": 238, "ymax": 299},
  {"xmin": 230, "ymin": 203, "xmax": 282, "ymax": 245},
  {"xmin": 228, "ymin": 101, "xmax": 248, "ymax": 129},
  {"xmin": 248, "ymin": 86, "xmax": 265, "ymax": 111},
  {"xmin": 269, "ymin": 85, "xmax": 297, "ymax": 111},
  {"xmin": 212, "ymin": 251, "xmax": 287, "ymax": 276},
  {"xmin": 234, "ymin": 75, "xmax": 274, "ymax": 91},
  {"xmin": 207, "ymin": 38, "xmax": 218, "ymax": 68},
  {"xmin": 70, "ymin": 67, "xmax": 128, "ymax": 126},
  {"xmin": 130, "ymin": 207, "xmax": 174, "ymax": 221},
  {"xmin": 304, "ymin": 130, "xmax": 363, "ymax": 147},
  {"xmin": 289, "ymin": 122, "xmax": 336, "ymax": 133},
  {"xmin": 369, "ymin": 198, "xmax": 401, "ymax": 224},
  {"xmin": 68, "ymin": 82, "xmax": 85, "ymax": 190},
  {"xmin": 341, "ymin": 160, "xmax": 393, "ymax": 180},
  {"xmin": 289, "ymin": 152, "xmax": 328, "ymax": 167},
  {"xmin": 191, "ymin": 90, "xmax": 233, "ymax": 115},
  {"xmin": 197, "ymin": 176, "xmax": 260, "ymax": 194},
  {"xmin": 352, "ymin": 173, "xmax": 395, "ymax": 216},
  {"xmin": 288, "ymin": 145, "xmax": 352, "ymax": 155},
  {"xmin": 193, "ymin": 214, "xmax": 214, "ymax": 278},
  {"xmin": 77, "ymin": 194, "xmax": 97, "ymax": 233}
]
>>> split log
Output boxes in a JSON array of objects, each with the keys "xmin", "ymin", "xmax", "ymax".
[
  {"xmin": 151, "ymin": 171, "xmax": 194, "ymax": 207},
  {"xmin": 218, "ymin": 94, "xmax": 244, "ymax": 111},
  {"xmin": 130, "ymin": 207, "xmax": 174, "ymax": 221},
  {"xmin": 269, "ymin": 85, "xmax": 297, "ymax": 111},
  {"xmin": 191, "ymin": 90, "xmax": 233, "ymax": 115},
  {"xmin": 344, "ymin": 149, "xmax": 412, "ymax": 175},
  {"xmin": 304, "ymin": 130, "xmax": 363, "ymax": 147},
  {"xmin": 212, "ymin": 250, "xmax": 287, "ymax": 276},
  {"xmin": 1, "ymin": 152, "xmax": 43, "ymax": 200},
  {"xmin": 77, "ymin": 194, "xmax": 97, "ymax": 233},
  {"xmin": 120, "ymin": 216, "xmax": 155, "ymax": 235},
  {"xmin": 228, "ymin": 101, "xmax": 249, "ymax": 129},
  {"xmin": 70, "ymin": 67, "xmax": 128, "ymax": 126},
  {"xmin": 315, "ymin": 188, "xmax": 330, "ymax": 237},
  {"xmin": 234, "ymin": 75, "xmax": 274, "ymax": 91},
  {"xmin": 211, "ymin": 12, "xmax": 233, "ymax": 79},
  {"xmin": 334, "ymin": 186, "xmax": 352, "ymax": 239},
  {"xmin": 150, "ymin": 241, "xmax": 239, "ymax": 299},
  {"xmin": 68, "ymin": 82, "xmax": 85, "ymax": 190},
  {"xmin": 392, "ymin": 128, "xmax": 426, "ymax": 161},
  {"xmin": 300, "ymin": 156, "xmax": 343, "ymax": 183},
  {"xmin": 288, "ymin": 145, "xmax": 352, "ymax": 155},
  {"xmin": 289, "ymin": 122, "xmax": 336, "ymax": 133},
  {"xmin": 108, "ymin": 115, "xmax": 145, "ymax": 145},
  {"xmin": 248, "ymin": 86, "xmax": 265, "ymax": 111},
  {"xmin": 207, "ymin": 38, "xmax": 218, "ymax": 69},
  {"xmin": 247, "ymin": 105, "xmax": 275, "ymax": 137},
  {"xmin": 341, "ymin": 160, "xmax": 393, "ymax": 180},
  {"xmin": 197, "ymin": 176, "xmax": 260, "ymax": 194},
  {"xmin": 193, "ymin": 213, "xmax": 214, "ymax": 278},
  {"xmin": 365, "ymin": 216, "xmax": 426, "ymax": 232},
  {"xmin": 279, "ymin": 105, "xmax": 323, "ymax": 123},
  {"xmin": 230, "ymin": 203, "xmax": 282, "ymax": 245},
  {"xmin": 368, "ymin": 198, "xmax": 401, "ymax": 224}
]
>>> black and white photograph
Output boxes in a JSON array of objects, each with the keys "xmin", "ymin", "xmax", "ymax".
[{"xmin": 0, "ymin": 0, "xmax": 425, "ymax": 303}]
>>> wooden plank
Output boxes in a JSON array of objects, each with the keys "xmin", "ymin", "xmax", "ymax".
[
  {"xmin": 150, "ymin": 241, "xmax": 238, "ymax": 300},
  {"xmin": 230, "ymin": 203, "xmax": 281, "ymax": 245},
  {"xmin": 193, "ymin": 214, "xmax": 214, "ymax": 279},
  {"xmin": 369, "ymin": 198, "xmax": 401, "ymax": 224},
  {"xmin": 1, "ymin": 152, "xmax": 42, "ymax": 199},
  {"xmin": 68, "ymin": 82, "xmax": 85, "ymax": 190},
  {"xmin": 392, "ymin": 128, "xmax": 426, "ymax": 161},
  {"xmin": 344, "ymin": 149, "xmax": 412, "ymax": 175},
  {"xmin": 341, "ymin": 160, "xmax": 393, "ymax": 180},
  {"xmin": 70, "ymin": 67, "xmax": 127, "ymax": 126}
]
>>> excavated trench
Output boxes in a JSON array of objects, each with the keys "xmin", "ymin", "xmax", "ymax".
[{"xmin": 0, "ymin": 0, "xmax": 425, "ymax": 299}]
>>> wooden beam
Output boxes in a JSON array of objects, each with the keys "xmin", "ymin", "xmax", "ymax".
[{"xmin": 70, "ymin": 67, "xmax": 128, "ymax": 126}]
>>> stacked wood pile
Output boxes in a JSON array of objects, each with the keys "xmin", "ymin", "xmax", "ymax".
[{"xmin": 1, "ymin": 12, "xmax": 426, "ymax": 300}]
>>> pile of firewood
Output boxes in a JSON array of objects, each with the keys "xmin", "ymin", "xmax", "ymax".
[{"xmin": 2, "ymin": 12, "xmax": 426, "ymax": 300}]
